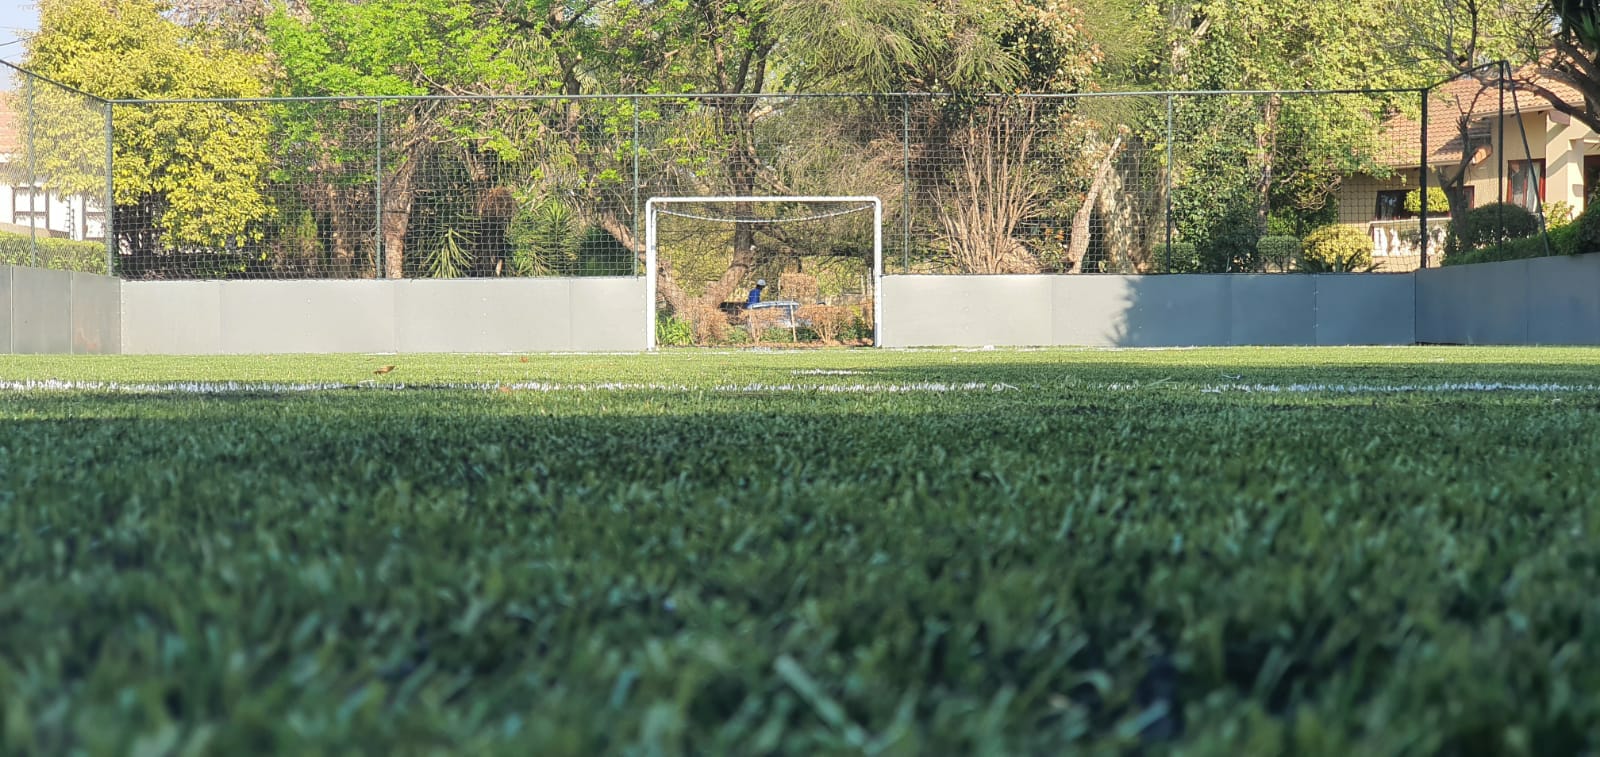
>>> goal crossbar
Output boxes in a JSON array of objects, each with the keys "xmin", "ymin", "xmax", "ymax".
[{"xmin": 644, "ymin": 196, "xmax": 884, "ymax": 350}]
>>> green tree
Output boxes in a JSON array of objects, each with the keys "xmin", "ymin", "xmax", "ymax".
[
  {"xmin": 1117, "ymin": 1, "xmax": 1417, "ymax": 270},
  {"xmin": 267, "ymin": 0, "xmax": 525, "ymax": 279},
  {"xmin": 22, "ymin": 0, "xmax": 273, "ymax": 276},
  {"xmin": 486, "ymin": 0, "xmax": 1103, "ymax": 296}
]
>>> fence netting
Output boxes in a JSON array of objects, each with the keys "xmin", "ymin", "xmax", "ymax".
[
  {"xmin": 0, "ymin": 69, "xmax": 1545, "ymax": 280},
  {"xmin": 0, "ymin": 62, "xmax": 109, "ymax": 274},
  {"xmin": 1419, "ymin": 67, "xmax": 1552, "ymax": 269}
]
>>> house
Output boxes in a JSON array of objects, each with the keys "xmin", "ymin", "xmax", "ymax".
[
  {"xmin": 1336, "ymin": 72, "xmax": 1591, "ymax": 270},
  {"xmin": 0, "ymin": 94, "xmax": 106, "ymax": 243}
]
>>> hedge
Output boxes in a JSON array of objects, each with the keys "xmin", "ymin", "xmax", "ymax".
[
  {"xmin": 1255, "ymin": 235, "xmax": 1301, "ymax": 272},
  {"xmin": 0, "ymin": 231, "xmax": 108, "ymax": 275},
  {"xmin": 1300, "ymin": 225, "xmax": 1372, "ymax": 272},
  {"xmin": 1444, "ymin": 202, "xmax": 1539, "ymax": 260}
]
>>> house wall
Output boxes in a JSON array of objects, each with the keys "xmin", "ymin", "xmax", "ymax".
[
  {"xmin": 1545, "ymin": 114, "xmax": 1589, "ymax": 212},
  {"xmin": 1337, "ymin": 173, "xmax": 1410, "ymax": 226},
  {"xmin": 120, "ymin": 277, "xmax": 649, "ymax": 354},
  {"xmin": 0, "ymin": 263, "xmax": 121, "ymax": 354},
  {"xmin": 879, "ymin": 274, "xmax": 1415, "ymax": 348}
]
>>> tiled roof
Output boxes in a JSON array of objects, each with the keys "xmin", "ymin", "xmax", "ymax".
[
  {"xmin": 1377, "ymin": 71, "xmax": 1585, "ymax": 168},
  {"xmin": 0, "ymin": 97, "xmax": 17, "ymax": 155}
]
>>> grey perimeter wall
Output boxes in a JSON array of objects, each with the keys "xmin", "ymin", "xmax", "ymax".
[
  {"xmin": 880, "ymin": 274, "xmax": 1416, "ymax": 348},
  {"xmin": 121, "ymin": 278, "xmax": 648, "ymax": 354},
  {"xmin": 0, "ymin": 264, "xmax": 122, "ymax": 354},
  {"xmin": 8, "ymin": 259, "xmax": 1600, "ymax": 354},
  {"xmin": 1416, "ymin": 252, "xmax": 1600, "ymax": 345}
]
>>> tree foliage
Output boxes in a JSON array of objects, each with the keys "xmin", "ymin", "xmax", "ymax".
[
  {"xmin": 1106, "ymin": 1, "xmax": 1419, "ymax": 270},
  {"xmin": 23, "ymin": 0, "xmax": 272, "ymax": 265},
  {"xmin": 15, "ymin": 0, "xmax": 1512, "ymax": 282}
]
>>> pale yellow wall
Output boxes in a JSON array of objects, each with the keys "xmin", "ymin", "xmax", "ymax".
[
  {"xmin": 1337, "ymin": 173, "xmax": 1410, "ymax": 225},
  {"xmin": 1487, "ymin": 113, "xmax": 1544, "ymax": 162},
  {"xmin": 1332, "ymin": 110, "xmax": 1600, "ymax": 225},
  {"xmin": 1546, "ymin": 115, "xmax": 1589, "ymax": 210}
]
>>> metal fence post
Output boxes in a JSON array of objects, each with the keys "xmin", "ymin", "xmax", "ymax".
[
  {"xmin": 902, "ymin": 93, "xmax": 912, "ymax": 274},
  {"xmin": 632, "ymin": 95, "xmax": 641, "ymax": 277},
  {"xmin": 1165, "ymin": 94, "xmax": 1174, "ymax": 273},
  {"xmin": 375, "ymin": 100, "xmax": 385, "ymax": 279},
  {"xmin": 105, "ymin": 102, "xmax": 115, "ymax": 275},
  {"xmin": 1498, "ymin": 63, "xmax": 1506, "ymax": 205},
  {"xmin": 26, "ymin": 76, "xmax": 37, "ymax": 268},
  {"xmin": 1419, "ymin": 86, "xmax": 1429, "ymax": 270}
]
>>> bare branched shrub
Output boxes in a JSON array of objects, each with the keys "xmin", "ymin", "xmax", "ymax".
[
  {"xmin": 688, "ymin": 303, "xmax": 730, "ymax": 345},
  {"xmin": 798, "ymin": 305, "xmax": 852, "ymax": 343},
  {"xmin": 778, "ymin": 272, "xmax": 819, "ymax": 303},
  {"xmin": 744, "ymin": 307, "xmax": 787, "ymax": 344},
  {"xmin": 934, "ymin": 100, "xmax": 1046, "ymax": 274}
]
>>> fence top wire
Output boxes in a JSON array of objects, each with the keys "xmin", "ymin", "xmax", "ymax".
[
  {"xmin": 0, "ymin": 60, "xmax": 111, "ymax": 104},
  {"xmin": 105, "ymin": 86, "xmax": 1429, "ymax": 107}
]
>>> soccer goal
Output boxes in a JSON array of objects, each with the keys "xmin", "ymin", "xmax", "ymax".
[{"xmin": 644, "ymin": 196, "xmax": 883, "ymax": 349}]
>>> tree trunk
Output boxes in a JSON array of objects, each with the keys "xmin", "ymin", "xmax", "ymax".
[
  {"xmin": 699, "ymin": 98, "xmax": 762, "ymax": 309},
  {"xmin": 1066, "ymin": 136, "xmax": 1125, "ymax": 273},
  {"xmin": 381, "ymin": 151, "xmax": 421, "ymax": 280},
  {"xmin": 1254, "ymin": 95, "xmax": 1282, "ymax": 262}
]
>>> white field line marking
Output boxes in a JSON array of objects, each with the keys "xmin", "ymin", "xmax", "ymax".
[
  {"xmin": 0, "ymin": 379, "xmax": 1017, "ymax": 395},
  {"xmin": 1194, "ymin": 382, "xmax": 1600, "ymax": 394}
]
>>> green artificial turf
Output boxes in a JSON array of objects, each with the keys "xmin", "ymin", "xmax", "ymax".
[{"xmin": 3, "ymin": 347, "xmax": 1600, "ymax": 755}]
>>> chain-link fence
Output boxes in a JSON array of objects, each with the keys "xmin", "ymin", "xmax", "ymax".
[
  {"xmin": 0, "ymin": 62, "xmax": 1547, "ymax": 280},
  {"xmin": 0, "ymin": 62, "xmax": 111, "ymax": 274}
]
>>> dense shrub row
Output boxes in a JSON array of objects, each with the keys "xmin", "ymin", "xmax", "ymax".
[
  {"xmin": 1442, "ymin": 200, "xmax": 1600, "ymax": 266},
  {"xmin": 0, "ymin": 231, "xmax": 108, "ymax": 275}
]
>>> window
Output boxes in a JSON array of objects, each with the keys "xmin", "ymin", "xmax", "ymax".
[
  {"xmin": 11, "ymin": 186, "xmax": 48, "ymax": 229},
  {"xmin": 1585, "ymin": 155, "xmax": 1600, "ymax": 205},
  {"xmin": 1375, "ymin": 190, "xmax": 1410, "ymax": 221},
  {"xmin": 1507, "ymin": 159, "xmax": 1545, "ymax": 211}
]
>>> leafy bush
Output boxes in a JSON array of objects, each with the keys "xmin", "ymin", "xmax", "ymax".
[
  {"xmin": 1443, "ymin": 224, "xmax": 1574, "ymax": 266},
  {"xmin": 0, "ymin": 231, "xmax": 108, "ymax": 275},
  {"xmin": 655, "ymin": 313, "xmax": 694, "ymax": 347},
  {"xmin": 1197, "ymin": 205, "xmax": 1262, "ymax": 272},
  {"xmin": 1404, "ymin": 187, "xmax": 1451, "ymax": 215},
  {"xmin": 1300, "ymin": 225, "xmax": 1373, "ymax": 272},
  {"xmin": 1159, "ymin": 242, "xmax": 1201, "ymax": 273},
  {"xmin": 1577, "ymin": 199, "xmax": 1600, "ymax": 255},
  {"xmin": 1545, "ymin": 200, "xmax": 1577, "ymax": 230},
  {"xmin": 1256, "ymin": 235, "xmax": 1301, "ymax": 272},
  {"xmin": 1446, "ymin": 202, "xmax": 1539, "ymax": 259}
]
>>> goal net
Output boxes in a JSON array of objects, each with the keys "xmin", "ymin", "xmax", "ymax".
[{"xmin": 645, "ymin": 196, "xmax": 883, "ymax": 349}]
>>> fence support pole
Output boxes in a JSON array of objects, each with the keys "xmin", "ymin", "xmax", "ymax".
[
  {"xmin": 901, "ymin": 94, "xmax": 912, "ymax": 275},
  {"xmin": 633, "ymin": 96, "xmax": 642, "ymax": 278},
  {"xmin": 26, "ymin": 77, "xmax": 37, "ymax": 268},
  {"xmin": 375, "ymin": 101, "xmax": 385, "ymax": 279},
  {"xmin": 1165, "ymin": 94, "xmax": 1174, "ymax": 273},
  {"xmin": 105, "ymin": 102, "xmax": 115, "ymax": 275},
  {"xmin": 1419, "ymin": 87, "xmax": 1429, "ymax": 270},
  {"xmin": 1497, "ymin": 63, "xmax": 1506, "ymax": 210}
]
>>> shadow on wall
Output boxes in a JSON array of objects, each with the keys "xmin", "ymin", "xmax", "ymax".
[
  {"xmin": 1415, "ymin": 253, "xmax": 1600, "ymax": 345},
  {"xmin": 878, "ymin": 274, "xmax": 1415, "ymax": 348},
  {"xmin": 1108, "ymin": 274, "xmax": 1415, "ymax": 348}
]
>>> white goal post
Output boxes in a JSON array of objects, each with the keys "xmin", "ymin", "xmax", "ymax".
[{"xmin": 644, "ymin": 196, "xmax": 883, "ymax": 350}]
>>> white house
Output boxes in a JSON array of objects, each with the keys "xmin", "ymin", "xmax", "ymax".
[{"xmin": 0, "ymin": 96, "xmax": 105, "ymax": 243}]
